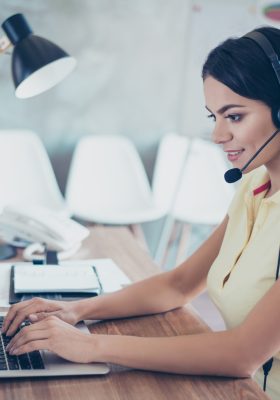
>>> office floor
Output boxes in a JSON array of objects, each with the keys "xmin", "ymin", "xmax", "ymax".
[{"xmin": 144, "ymin": 220, "xmax": 226, "ymax": 331}]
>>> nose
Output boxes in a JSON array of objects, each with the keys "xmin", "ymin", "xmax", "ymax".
[{"xmin": 211, "ymin": 121, "xmax": 233, "ymax": 145}]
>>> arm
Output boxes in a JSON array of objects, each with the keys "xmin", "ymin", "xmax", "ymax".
[
  {"xmin": 91, "ymin": 275, "xmax": 280, "ymax": 378},
  {"xmin": 7, "ymin": 219, "xmax": 280, "ymax": 378},
  {"xmin": 9, "ymin": 272, "xmax": 280, "ymax": 378},
  {"xmin": 76, "ymin": 215, "xmax": 229, "ymax": 321},
  {"xmin": 2, "ymin": 216, "xmax": 228, "ymax": 336}
]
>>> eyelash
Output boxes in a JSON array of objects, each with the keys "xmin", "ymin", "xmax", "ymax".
[
  {"xmin": 225, "ymin": 114, "xmax": 243, "ymax": 122},
  {"xmin": 207, "ymin": 114, "xmax": 243, "ymax": 122},
  {"xmin": 207, "ymin": 114, "xmax": 216, "ymax": 121}
]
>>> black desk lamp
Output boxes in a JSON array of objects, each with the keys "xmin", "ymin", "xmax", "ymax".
[
  {"xmin": 0, "ymin": 13, "xmax": 76, "ymax": 98},
  {"xmin": 0, "ymin": 14, "xmax": 76, "ymax": 259}
]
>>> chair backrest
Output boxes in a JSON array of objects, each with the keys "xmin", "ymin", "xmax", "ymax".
[
  {"xmin": 0, "ymin": 130, "xmax": 68, "ymax": 215},
  {"xmin": 173, "ymin": 137, "xmax": 235, "ymax": 224},
  {"xmin": 153, "ymin": 134, "xmax": 235, "ymax": 225},
  {"xmin": 65, "ymin": 135, "xmax": 156, "ymax": 223},
  {"xmin": 152, "ymin": 133, "xmax": 191, "ymax": 213}
]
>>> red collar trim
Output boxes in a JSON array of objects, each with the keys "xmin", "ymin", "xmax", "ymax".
[{"xmin": 253, "ymin": 181, "xmax": 271, "ymax": 196}]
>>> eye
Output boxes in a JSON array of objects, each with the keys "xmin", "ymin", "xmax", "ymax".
[
  {"xmin": 225, "ymin": 114, "xmax": 242, "ymax": 122},
  {"xmin": 207, "ymin": 113, "xmax": 216, "ymax": 122}
]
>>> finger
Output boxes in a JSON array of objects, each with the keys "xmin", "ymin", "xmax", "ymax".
[
  {"xmin": 11, "ymin": 340, "xmax": 49, "ymax": 356},
  {"xmin": 2, "ymin": 300, "xmax": 34, "ymax": 333},
  {"xmin": 6, "ymin": 312, "xmax": 32, "ymax": 337},
  {"xmin": 28, "ymin": 312, "xmax": 50, "ymax": 322},
  {"xmin": 30, "ymin": 311, "xmax": 69, "ymax": 326},
  {"xmin": 8, "ymin": 329, "xmax": 49, "ymax": 354},
  {"xmin": 6, "ymin": 300, "xmax": 59, "ymax": 336},
  {"xmin": 6, "ymin": 320, "xmax": 50, "ymax": 350},
  {"xmin": 28, "ymin": 314, "xmax": 39, "ymax": 322}
]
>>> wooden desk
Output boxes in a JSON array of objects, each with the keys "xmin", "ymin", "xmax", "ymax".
[{"xmin": 0, "ymin": 227, "xmax": 269, "ymax": 400}]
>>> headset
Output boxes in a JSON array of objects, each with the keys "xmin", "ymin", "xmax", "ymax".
[
  {"xmin": 243, "ymin": 31, "xmax": 280, "ymax": 128},
  {"xmin": 224, "ymin": 30, "xmax": 280, "ymax": 184}
]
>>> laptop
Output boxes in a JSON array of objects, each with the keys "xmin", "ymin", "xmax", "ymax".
[
  {"xmin": 0, "ymin": 312, "xmax": 110, "ymax": 378},
  {"xmin": 0, "ymin": 258, "xmax": 130, "ymax": 378}
]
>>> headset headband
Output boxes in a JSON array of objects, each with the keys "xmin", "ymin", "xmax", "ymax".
[{"xmin": 244, "ymin": 31, "xmax": 280, "ymax": 85}]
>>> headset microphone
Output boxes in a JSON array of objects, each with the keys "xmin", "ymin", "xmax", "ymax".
[{"xmin": 224, "ymin": 128, "xmax": 280, "ymax": 183}]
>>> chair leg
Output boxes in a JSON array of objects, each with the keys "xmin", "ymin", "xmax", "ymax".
[
  {"xmin": 160, "ymin": 221, "xmax": 182, "ymax": 269},
  {"xmin": 175, "ymin": 223, "xmax": 192, "ymax": 265},
  {"xmin": 154, "ymin": 215, "xmax": 175, "ymax": 267},
  {"xmin": 129, "ymin": 224, "xmax": 150, "ymax": 253}
]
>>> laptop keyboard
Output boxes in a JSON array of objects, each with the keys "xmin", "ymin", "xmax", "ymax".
[{"xmin": 0, "ymin": 316, "xmax": 45, "ymax": 370}]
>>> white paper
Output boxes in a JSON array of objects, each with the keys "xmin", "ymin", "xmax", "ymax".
[
  {"xmin": 60, "ymin": 259, "xmax": 131, "ymax": 292},
  {"xmin": 0, "ymin": 263, "xmax": 12, "ymax": 307}
]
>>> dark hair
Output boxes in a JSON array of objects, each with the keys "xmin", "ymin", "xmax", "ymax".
[{"xmin": 202, "ymin": 27, "xmax": 280, "ymax": 109}]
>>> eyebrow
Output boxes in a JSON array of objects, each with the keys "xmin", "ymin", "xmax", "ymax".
[{"xmin": 205, "ymin": 104, "xmax": 246, "ymax": 115}]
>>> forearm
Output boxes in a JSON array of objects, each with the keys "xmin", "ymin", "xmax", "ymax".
[
  {"xmin": 75, "ymin": 218, "xmax": 228, "ymax": 323},
  {"xmin": 93, "ymin": 329, "xmax": 252, "ymax": 378},
  {"xmin": 75, "ymin": 271, "xmax": 187, "ymax": 321}
]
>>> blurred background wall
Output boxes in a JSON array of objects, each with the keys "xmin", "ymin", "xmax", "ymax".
[{"xmin": 0, "ymin": 0, "xmax": 265, "ymax": 192}]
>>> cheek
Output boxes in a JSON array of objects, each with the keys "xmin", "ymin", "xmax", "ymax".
[
  {"xmin": 233, "ymin": 126, "xmax": 257, "ymax": 147},
  {"xmin": 236, "ymin": 117, "xmax": 272, "ymax": 147}
]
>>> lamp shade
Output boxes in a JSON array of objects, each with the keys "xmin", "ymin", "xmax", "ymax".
[{"xmin": 2, "ymin": 13, "xmax": 76, "ymax": 98}]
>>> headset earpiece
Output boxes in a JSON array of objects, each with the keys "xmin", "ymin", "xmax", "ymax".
[{"xmin": 271, "ymin": 105, "xmax": 280, "ymax": 129}]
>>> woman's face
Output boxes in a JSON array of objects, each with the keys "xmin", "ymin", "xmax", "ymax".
[{"xmin": 203, "ymin": 76, "xmax": 280, "ymax": 174}]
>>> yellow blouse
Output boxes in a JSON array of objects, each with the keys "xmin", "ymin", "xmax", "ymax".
[{"xmin": 207, "ymin": 166, "xmax": 280, "ymax": 399}]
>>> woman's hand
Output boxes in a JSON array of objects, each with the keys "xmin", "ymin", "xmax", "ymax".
[
  {"xmin": 2, "ymin": 297, "xmax": 83, "ymax": 336},
  {"xmin": 6, "ymin": 316, "xmax": 97, "ymax": 363}
]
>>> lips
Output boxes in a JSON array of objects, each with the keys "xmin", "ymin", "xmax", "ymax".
[
  {"xmin": 225, "ymin": 149, "xmax": 244, "ymax": 162},
  {"xmin": 227, "ymin": 150, "xmax": 244, "ymax": 156}
]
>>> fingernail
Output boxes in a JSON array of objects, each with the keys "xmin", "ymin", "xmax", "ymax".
[{"xmin": 29, "ymin": 314, "xmax": 38, "ymax": 321}]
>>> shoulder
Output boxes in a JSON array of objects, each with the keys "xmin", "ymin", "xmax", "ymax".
[{"xmin": 235, "ymin": 166, "xmax": 268, "ymax": 194}]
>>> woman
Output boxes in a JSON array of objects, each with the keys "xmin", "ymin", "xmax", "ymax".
[{"xmin": 2, "ymin": 26, "xmax": 280, "ymax": 399}]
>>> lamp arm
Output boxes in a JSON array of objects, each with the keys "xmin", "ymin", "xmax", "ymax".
[{"xmin": 0, "ymin": 35, "xmax": 12, "ymax": 53}]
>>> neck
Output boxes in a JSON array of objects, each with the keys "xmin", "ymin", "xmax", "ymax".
[{"xmin": 265, "ymin": 160, "xmax": 280, "ymax": 197}]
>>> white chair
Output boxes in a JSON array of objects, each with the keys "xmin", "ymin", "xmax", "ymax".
[
  {"xmin": 153, "ymin": 134, "xmax": 235, "ymax": 266},
  {"xmin": 0, "ymin": 130, "xmax": 68, "ymax": 216},
  {"xmin": 152, "ymin": 133, "xmax": 191, "ymax": 213},
  {"xmin": 65, "ymin": 135, "xmax": 165, "ymax": 246}
]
